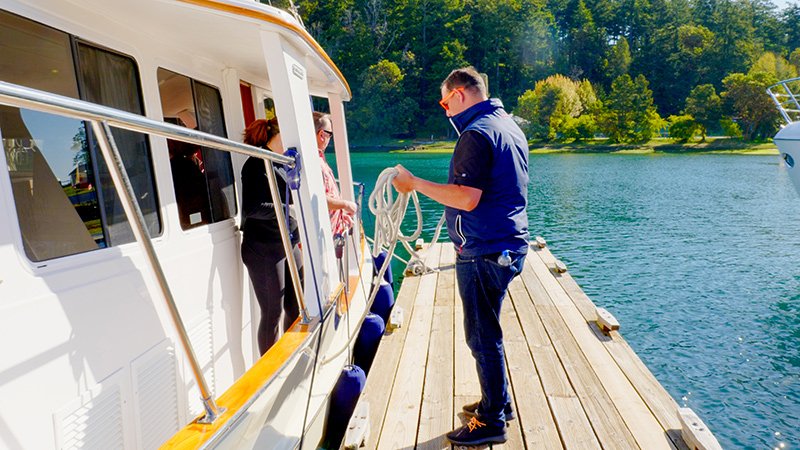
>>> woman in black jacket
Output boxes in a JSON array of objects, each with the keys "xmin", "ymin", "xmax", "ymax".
[{"xmin": 240, "ymin": 118, "xmax": 302, "ymax": 355}]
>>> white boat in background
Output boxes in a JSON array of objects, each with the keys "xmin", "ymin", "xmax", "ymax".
[
  {"xmin": 0, "ymin": 1, "xmax": 376, "ymax": 449},
  {"xmin": 768, "ymin": 77, "xmax": 800, "ymax": 195}
]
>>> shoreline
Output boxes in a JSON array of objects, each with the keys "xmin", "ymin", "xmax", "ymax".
[{"xmin": 352, "ymin": 138, "xmax": 779, "ymax": 155}]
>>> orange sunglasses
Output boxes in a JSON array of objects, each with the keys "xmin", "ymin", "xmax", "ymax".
[{"xmin": 439, "ymin": 87, "xmax": 465, "ymax": 110}]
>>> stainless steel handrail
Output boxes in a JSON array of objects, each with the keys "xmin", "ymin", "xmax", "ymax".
[
  {"xmin": 0, "ymin": 81, "xmax": 293, "ymax": 165},
  {"xmin": 0, "ymin": 80, "xmax": 307, "ymax": 424},
  {"xmin": 263, "ymin": 158, "xmax": 309, "ymax": 323},
  {"xmin": 92, "ymin": 120, "xmax": 225, "ymax": 423},
  {"xmin": 767, "ymin": 77, "xmax": 800, "ymax": 124}
]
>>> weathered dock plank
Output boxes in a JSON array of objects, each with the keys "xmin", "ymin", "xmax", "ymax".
[
  {"xmin": 348, "ymin": 243, "xmax": 716, "ymax": 450},
  {"xmin": 529, "ymin": 251, "xmax": 673, "ymax": 450},
  {"xmin": 357, "ymin": 254, "xmax": 425, "ymax": 449},
  {"xmin": 376, "ymin": 246, "xmax": 442, "ymax": 450},
  {"xmin": 502, "ymin": 291, "xmax": 563, "ymax": 449},
  {"xmin": 416, "ymin": 246, "xmax": 453, "ymax": 449},
  {"xmin": 532, "ymin": 246, "xmax": 690, "ymax": 450}
]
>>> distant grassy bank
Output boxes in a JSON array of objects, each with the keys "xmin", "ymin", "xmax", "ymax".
[{"xmin": 351, "ymin": 137, "xmax": 779, "ymax": 155}]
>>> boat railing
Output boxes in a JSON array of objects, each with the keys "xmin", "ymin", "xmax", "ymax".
[
  {"xmin": 767, "ymin": 77, "xmax": 800, "ymax": 124},
  {"xmin": 0, "ymin": 80, "xmax": 302, "ymax": 425}
]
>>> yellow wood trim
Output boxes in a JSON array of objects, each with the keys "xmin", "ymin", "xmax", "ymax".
[
  {"xmin": 158, "ymin": 318, "xmax": 318, "ymax": 450},
  {"xmin": 175, "ymin": 0, "xmax": 351, "ymax": 98},
  {"xmin": 160, "ymin": 234, "xmax": 368, "ymax": 449},
  {"xmin": 334, "ymin": 232, "xmax": 368, "ymax": 315}
]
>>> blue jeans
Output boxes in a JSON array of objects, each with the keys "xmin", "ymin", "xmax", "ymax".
[{"xmin": 456, "ymin": 250, "xmax": 525, "ymax": 428}]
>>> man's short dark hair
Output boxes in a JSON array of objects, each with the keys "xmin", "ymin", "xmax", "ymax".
[{"xmin": 442, "ymin": 67, "xmax": 487, "ymax": 97}]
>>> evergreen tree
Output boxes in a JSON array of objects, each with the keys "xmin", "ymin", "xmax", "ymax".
[
  {"xmin": 783, "ymin": 5, "xmax": 800, "ymax": 51},
  {"xmin": 685, "ymin": 84, "xmax": 723, "ymax": 139},
  {"xmin": 554, "ymin": 0, "xmax": 607, "ymax": 80},
  {"xmin": 598, "ymin": 74, "xmax": 663, "ymax": 142},
  {"xmin": 603, "ymin": 37, "xmax": 631, "ymax": 86},
  {"xmin": 351, "ymin": 60, "xmax": 420, "ymax": 137}
]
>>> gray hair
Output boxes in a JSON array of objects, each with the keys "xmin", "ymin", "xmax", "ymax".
[{"xmin": 313, "ymin": 111, "xmax": 331, "ymax": 133}]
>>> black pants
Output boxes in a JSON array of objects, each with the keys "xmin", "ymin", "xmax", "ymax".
[{"xmin": 241, "ymin": 239, "xmax": 303, "ymax": 355}]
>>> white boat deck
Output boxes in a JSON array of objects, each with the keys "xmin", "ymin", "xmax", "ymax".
[{"xmin": 351, "ymin": 242, "xmax": 704, "ymax": 449}]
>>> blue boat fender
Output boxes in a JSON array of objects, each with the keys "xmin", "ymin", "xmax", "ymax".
[
  {"xmin": 369, "ymin": 280, "xmax": 395, "ymax": 324},
  {"xmin": 373, "ymin": 250, "xmax": 393, "ymax": 286},
  {"xmin": 325, "ymin": 364, "xmax": 367, "ymax": 449},
  {"xmin": 353, "ymin": 313, "xmax": 385, "ymax": 375}
]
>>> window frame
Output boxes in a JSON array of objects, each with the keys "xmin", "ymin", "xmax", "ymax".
[
  {"xmin": 73, "ymin": 37, "xmax": 162, "ymax": 245},
  {"xmin": 0, "ymin": 10, "xmax": 162, "ymax": 265},
  {"xmin": 156, "ymin": 67, "xmax": 237, "ymax": 231}
]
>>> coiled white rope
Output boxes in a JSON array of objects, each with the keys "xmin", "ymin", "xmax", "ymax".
[
  {"xmin": 369, "ymin": 167, "xmax": 444, "ymax": 277},
  {"xmin": 320, "ymin": 167, "xmax": 443, "ymax": 366}
]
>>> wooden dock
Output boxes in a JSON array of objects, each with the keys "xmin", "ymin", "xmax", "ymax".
[{"xmin": 349, "ymin": 242, "xmax": 706, "ymax": 450}]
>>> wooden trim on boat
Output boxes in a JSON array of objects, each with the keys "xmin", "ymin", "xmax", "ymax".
[
  {"xmin": 334, "ymin": 233, "xmax": 368, "ymax": 315},
  {"xmin": 159, "ymin": 235, "xmax": 368, "ymax": 449},
  {"xmin": 175, "ymin": 0, "xmax": 351, "ymax": 98},
  {"xmin": 158, "ymin": 317, "xmax": 317, "ymax": 450}
]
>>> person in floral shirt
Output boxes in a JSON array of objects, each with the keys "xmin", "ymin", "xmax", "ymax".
[{"xmin": 312, "ymin": 112, "xmax": 356, "ymax": 236}]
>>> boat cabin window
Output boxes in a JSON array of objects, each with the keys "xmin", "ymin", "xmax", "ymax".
[
  {"xmin": 157, "ymin": 68, "xmax": 236, "ymax": 229},
  {"xmin": 0, "ymin": 10, "xmax": 161, "ymax": 262}
]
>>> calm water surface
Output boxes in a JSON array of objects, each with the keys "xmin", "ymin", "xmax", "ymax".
[{"xmin": 342, "ymin": 152, "xmax": 800, "ymax": 449}]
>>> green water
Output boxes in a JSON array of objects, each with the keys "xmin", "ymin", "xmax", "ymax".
[{"xmin": 340, "ymin": 151, "xmax": 800, "ymax": 449}]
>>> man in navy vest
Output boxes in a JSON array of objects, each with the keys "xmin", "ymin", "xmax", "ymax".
[{"xmin": 392, "ymin": 66, "xmax": 529, "ymax": 446}]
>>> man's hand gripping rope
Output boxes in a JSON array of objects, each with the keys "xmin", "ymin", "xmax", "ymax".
[{"xmin": 368, "ymin": 167, "xmax": 442, "ymax": 279}]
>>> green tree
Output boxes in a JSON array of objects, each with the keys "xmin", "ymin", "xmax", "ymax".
[
  {"xmin": 554, "ymin": 0, "xmax": 608, "ymax": 79},
  {"xmin": 72, "ymin": 126, "xmax": 89, "ymax": 166},
  {"xmin": 750, "ymin": 51, "xmax": 797, "ymax": 81},
  {"xmin": 702, "ymin": 0, "xmax": 761, "ymax": 88},
  {"xmin": 514, "ymin": 74, "xmax": 598, "ymax": 139},
  {"xmin": 297, "ymin": 0, "xmax": 354, "ymax": 66},
  {"xmin": 397, "ymin": 0, "xmax": 471, "ymax": 135},
  {"xmin": 720, "ymin": 117, "xmax": 743, "ymax": 138},
  {"xmin": 576, "ymin": 79, "xmax": 599, "ymax": 111},
  {"xmin": 559, "ymin": 114, "xmax": 598, "ymax": 140},
  {"xmin": 350, "ymin": 60, "xmax": 419, "ymax": 137},
  {"xmin": 667, "ymin": 114, "xmax": 700, "ymax": 142},
  {"xmin": 684, "ymin": 84, "xmax": 722, "ymax": 140},
  {"xmin": 674, "ymin": 24, "xmax": 714, "ymax": 85},
  {"xmin": 465, "ymin": 0, "xmax": 557, "ymax": 105},
  {"xmin": 721, "ymin": 71, "xmax": 779, "ymax": 141},
  {"xmin": 783, "ymin": 5, "xmax": 800, "ymax": 53},
  {"xmin": 789, "ymin": 48, "xmax": 800, "ymax": 73},
  {"xmin": 516, "ymin": 85, "xmax": 560, "ymax": 139},
  {"xmin": 598, "ymin": 74, "xmax": 663, "ymax": 142},
  {"xmin": 603, "ymin": 37, "xmax": 631, "ymax": 85}
]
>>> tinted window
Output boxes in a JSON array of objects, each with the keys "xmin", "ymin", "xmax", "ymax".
[
  {"xmin": 0, "ymin": 10, "xmax": 160, "ymax": 261},
  {"xmin": 76, "ymin": 42, "xmax": 160, "ymax": 243},
  {"xmin": 158, "ymin": 68, "xmax": 236, "ymax": 229}
]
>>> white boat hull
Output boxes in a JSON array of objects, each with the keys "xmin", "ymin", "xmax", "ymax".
[
  {"xmin": 774, "ymin": 121, "xmax": 800, "ymax": 195},
  {"xmin": 0, "ymin": 1, "xmax": 372, "ymax": 449}
]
